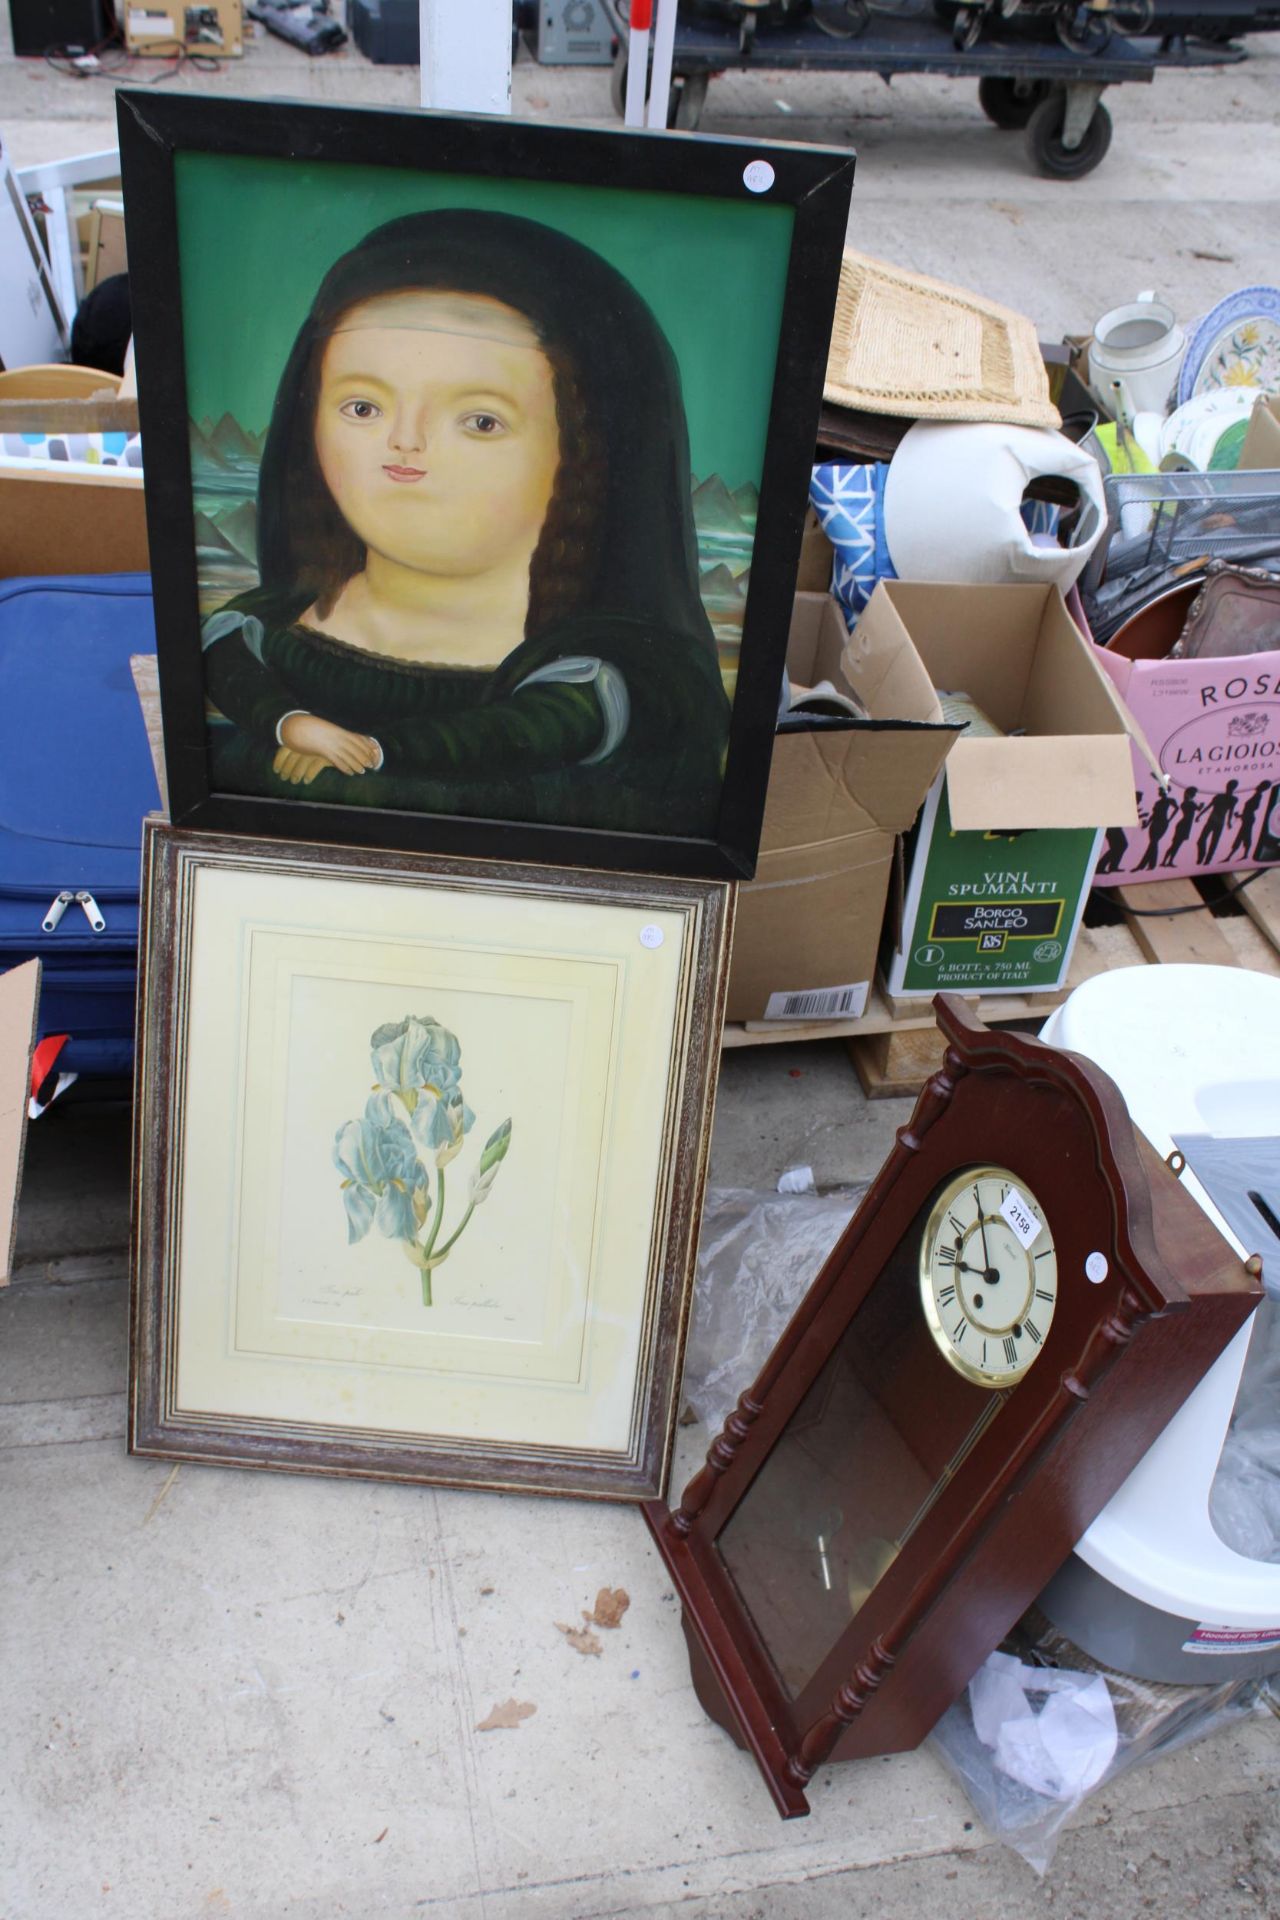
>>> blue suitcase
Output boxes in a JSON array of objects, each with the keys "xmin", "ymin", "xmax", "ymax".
[{"xmin": 0, "ymin": 573, "xmax": 161, "ymax": 1078}]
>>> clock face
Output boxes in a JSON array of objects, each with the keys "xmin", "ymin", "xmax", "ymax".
[{"xmin": 919, "ymin": 1166, "xmax": 1058, "ymax": 1389}]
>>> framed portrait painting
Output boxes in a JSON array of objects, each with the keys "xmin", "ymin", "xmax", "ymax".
[
  {"xmin": 117, "ymin": 91, "xmax": 854, "ymax": 881},
  {"xmin": 130, "ymin": 822, "xmax": 732, "ymax": 1499}
]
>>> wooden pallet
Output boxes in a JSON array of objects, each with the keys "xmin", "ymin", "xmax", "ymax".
[{"xmin": 721, "ymin": 873, "xmax": 1280, "ymax": 1101}]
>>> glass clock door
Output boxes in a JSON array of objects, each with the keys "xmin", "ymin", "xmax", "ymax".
[{"xmin": 713, "ymin": 1213, "xmax": 1007, "ymax": 1700}]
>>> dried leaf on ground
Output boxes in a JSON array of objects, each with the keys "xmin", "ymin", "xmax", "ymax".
[
  {"xmin": 555, "ymin": 1621, "xmax": 603, "ymax": 1657},
  {"xmin": 584, "ymin": 1587, "xmax": 630, "ymax": 1629},
  {"xmin": 476, "ymin": 1698, "xmax": 537, "ymax": 1732}
]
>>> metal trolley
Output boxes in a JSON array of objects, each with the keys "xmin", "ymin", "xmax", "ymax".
[{"xmin": 599, "ymin": 0, "xmax": 1267, "ymax": 178}]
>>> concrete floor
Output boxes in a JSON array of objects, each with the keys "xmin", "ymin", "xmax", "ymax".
[
  {"xmin": 4, "ymin": 1058, "xmax": 1278, "ymax": 1918},
  {"xmin": 2, "ymin": 18, "xmax": 1279, "ymax": 1919}
]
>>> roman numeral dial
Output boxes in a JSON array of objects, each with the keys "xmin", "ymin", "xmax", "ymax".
[{"xmin": 918, "ymin": 1166, "xmax": 1058, "ymax": 1389}]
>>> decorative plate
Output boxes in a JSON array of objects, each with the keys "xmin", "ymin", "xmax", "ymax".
[
  {"xmin": 1159, "ymin": 389, "xmax": 1260, "ymax": 470},
  {"xmin": 1177, "ymin": 285, "xmax": 1280, "ymax": 406}
]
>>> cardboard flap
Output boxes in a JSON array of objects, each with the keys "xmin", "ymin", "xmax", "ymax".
[
  {"xmin": 1238, "ymin": 397, "xmax": 1280, "ymax": 471},
  {"xmin": 872, "ymin": 580, "xmax": 1046, "ymax": 730},
  {"xmin": 761, "ymin": 722, "xmax": 959, "ymax": 848},
  {"xmin": 844, "ymin": 585, "xmax": 947, "ymax": 726},
  {"xmin": 764, "ymin": 591, "xmax": 958, "ymax": 851},
  {"xmin": 947, "ymin": 734, "xmax": 1139, "ymax": 830},
  {"xmin": 845, "ymin": 724, "xmax": 960, "ymax": 833},
  {"xmin": 759, "ymin": 729, "xmax": 880, "ymax": 847},
  {"xmin": 0, "ymin": 958, "xmax": 40, "ymax": 1285}
]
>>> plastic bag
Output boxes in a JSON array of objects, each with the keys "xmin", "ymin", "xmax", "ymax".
[
  {"xmin": 932, "ymin": 1288, "xmax": 1280, "ymax": 1875},
  {"xmin": 682, "ymin": 1183, "xmax": 865, "ymax": 1435},
  {"xmin": 930, "ymin": 1611, "xmax": 1275, "ymax": 1875}
]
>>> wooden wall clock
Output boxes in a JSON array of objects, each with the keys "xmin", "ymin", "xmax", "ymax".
[{"xmin": 644, "ymin": 995, "xmax": 1261, "ymax": 1816}]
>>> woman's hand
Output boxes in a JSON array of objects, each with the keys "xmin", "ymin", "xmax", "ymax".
[{"xmin": 275, "ymin": 713, "xmax": 381, "ymax": 783}]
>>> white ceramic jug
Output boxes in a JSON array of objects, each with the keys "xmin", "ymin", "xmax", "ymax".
[
  {"xmin": 882, "ymin": 421, "xmax": 1106, "ymax": 592},
  {"xmin": 1088, "ymin": 292, "xmax": 1186, "ymax": 421}
]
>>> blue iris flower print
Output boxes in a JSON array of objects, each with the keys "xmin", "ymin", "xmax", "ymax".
[{"xmin": 334, "ymin": 1016, "xmax": 511, "ymax": 1306}]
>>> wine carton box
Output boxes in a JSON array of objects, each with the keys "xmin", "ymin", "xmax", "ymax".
[
  {"xmin": 872, "ymin": 581, "xmax": 1138, "ymax": 997},
  {"xmin": 1093, "ymin": 641, "xmax": 1280, "ymax": 884}
]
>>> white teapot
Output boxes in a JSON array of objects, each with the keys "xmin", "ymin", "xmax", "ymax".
[{"xmin": 1087, "ymin": 292, "xmax": 1187, "ymax": 421}]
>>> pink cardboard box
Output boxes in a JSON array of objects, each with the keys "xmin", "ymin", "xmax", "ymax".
[{"xmin": 1094, "ymin": 641, "xmax": 1280, "ymax": 885}]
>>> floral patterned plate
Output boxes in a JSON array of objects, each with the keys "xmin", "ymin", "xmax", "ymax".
[{"xmin": 1177, "ymin": 285, "xmax": 1280, "ymax": 405}]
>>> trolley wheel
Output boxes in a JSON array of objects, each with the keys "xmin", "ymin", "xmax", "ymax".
[
  {"xmin": 953, "ymin": 4, "xmax": 985, "ymax": 47},
  {"xmin": 1026, "ymin": 89, "xmax": 1113, "ymax": 176},
  {"xmin": 610, "ymin": 46, "xmax": 681, "ymax": 124},
  {"xmin": 1055, "ymin": 2, "xmax": 1112, "ymax": 52},
  {"xmin": 978, "ymin": 75, "xmax": 1050, "ymax": 127},
  {"xmin": 812, "ymin": 0, "xmax": 871, "ymax": 34},
  {"xmin": 1112, "ymin": 0, "xmax": 1155, "ymax": 30},
  {"xmin": 610, "ymin": 43, "xmax": 628, "ymax": 117},
  {"xmin": 673, "ymin": 72, "xmax": 709, "ymax": 128}
]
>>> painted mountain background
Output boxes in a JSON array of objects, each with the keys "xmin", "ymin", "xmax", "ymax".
[
  {"xmin": 190, "ymin": 416, "xmax": 757, "ymax": 693},
  {"xmin": 190, "ymin": 414, "xmax": 265, "ymax": 610}
]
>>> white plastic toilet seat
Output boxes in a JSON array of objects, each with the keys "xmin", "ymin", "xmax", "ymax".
[{"xmin": 1039, "ymin": 964, "xmax": 1280, "ymax": 1629}]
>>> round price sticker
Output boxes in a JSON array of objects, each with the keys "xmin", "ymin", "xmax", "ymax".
[
  {"xmin": 639, "ymin": 924, "xmax": 664, "ymax": 949},
  {"xmin": 743, "ymin": 160, "xmax": 776, "ymax": 194}
]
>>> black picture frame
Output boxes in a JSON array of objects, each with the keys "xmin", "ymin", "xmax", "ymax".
[{"xmin": 117, "ymin": 89, "xmax": 854, "ymax": 881}]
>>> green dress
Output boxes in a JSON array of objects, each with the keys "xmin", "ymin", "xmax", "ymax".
[{"xmin": 203, "ymin": 588, "xmax": 732, "ymax": 838}]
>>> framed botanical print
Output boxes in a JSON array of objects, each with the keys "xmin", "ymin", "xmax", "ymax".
[
  {"xmin": 130, "ymin": 822, "xmax": 732, "ymax": 1499},
  {"xmin": 117, "ymin": 91, "xmax": 854, "ymax": 881}
]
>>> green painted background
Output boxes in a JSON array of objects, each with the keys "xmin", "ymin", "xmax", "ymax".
[{"xmin": 174, "ymin": 151, "xmax": 795, "ymax": 490}]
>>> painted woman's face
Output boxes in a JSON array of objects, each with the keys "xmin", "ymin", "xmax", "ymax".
[{"xmin": 314, "ymin": 290, "xmax": 561, "ymax": 579}]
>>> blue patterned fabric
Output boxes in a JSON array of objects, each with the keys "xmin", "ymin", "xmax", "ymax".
[{"xmin": 810, "ymin": 462, "xmax": 896, "ymax": 629}]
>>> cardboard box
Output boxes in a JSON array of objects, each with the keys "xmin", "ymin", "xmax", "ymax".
[
  {"xmin": 874, "ymin": 581, "xmax": 1138, "ymax": 997},
  {"xmin": 0, "ymin": 462, "xmax": 148, "ymax": 581},
  {"xmin": 124, "ymin": 0, "xmax": 242, "ymax": 53},
  {"xmin": 796, "ymin": 506, "xmax": 835, "ymax": 593},
  {"xmin": 84, "ymin": 198, "xmax": 127, "ymax": 292},
  {"xmin": 1094, "ymin": 631, "xmax": 1280, "ymax": 885},
  {"xmin": 725, "ymin": 592, "xmax": 955, "ymax": 1024},
  {"xmin": 1238, "ymin": 395, "xmax": 1280, "ymax": 471}
]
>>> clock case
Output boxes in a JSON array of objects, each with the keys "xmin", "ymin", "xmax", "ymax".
[{"xmin": 644, "ymin": 995, "xmax": 1261, "ymax": 1817}]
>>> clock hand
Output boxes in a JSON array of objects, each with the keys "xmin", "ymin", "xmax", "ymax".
[
  {"xmin": 956, "ymin": 1258, "xmax": 1001, "ymax": 1286},
  {"xmin": 975, "ymin": 1187, "xmax": 994, "ymax": 1277}
]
